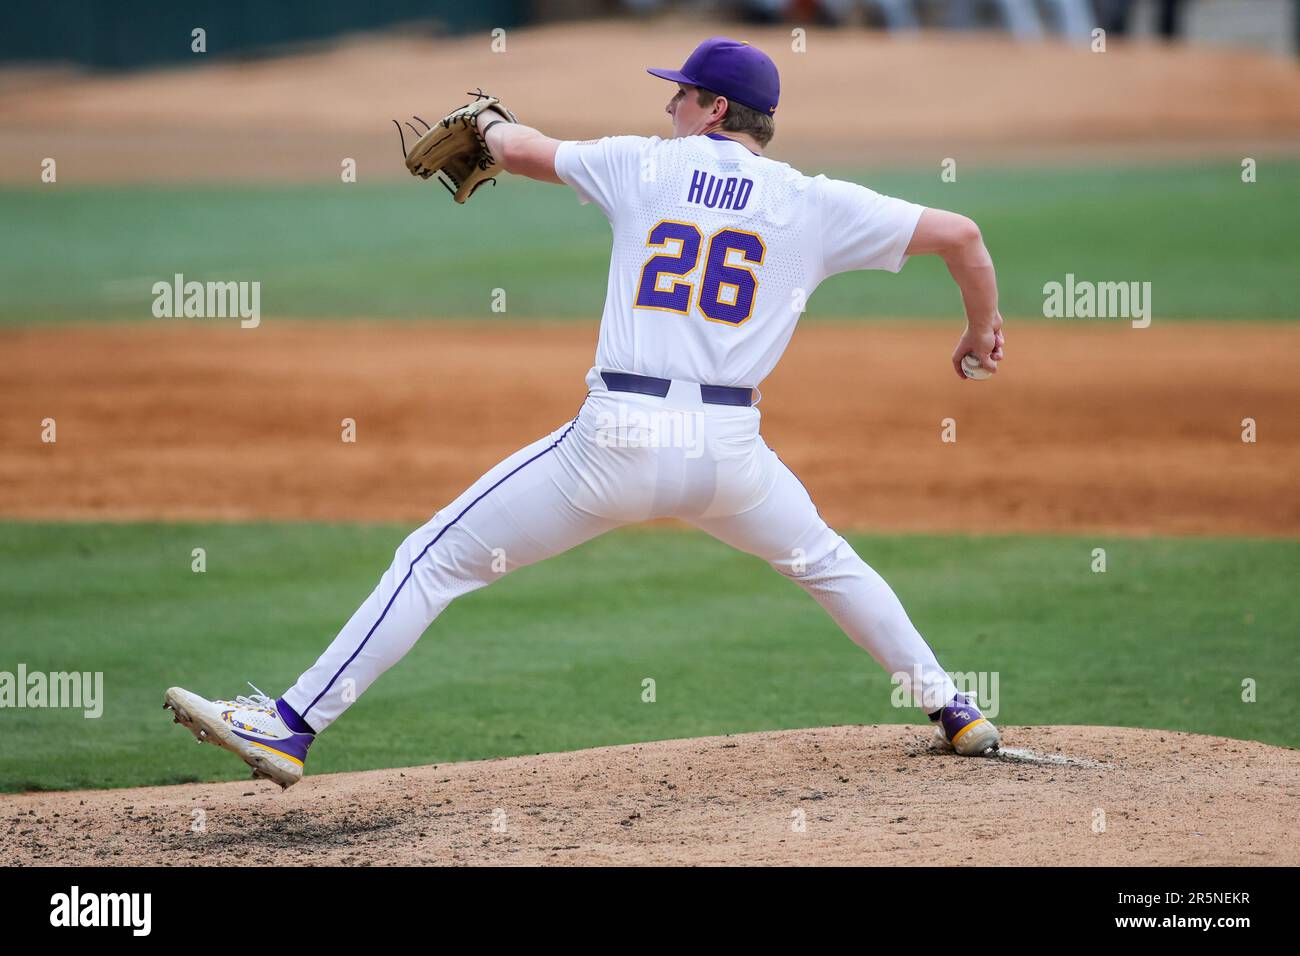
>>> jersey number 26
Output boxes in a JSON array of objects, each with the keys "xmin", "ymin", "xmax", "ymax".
[{"xmin": 634, "ymin": 220, "xmax": 766, "ymax": 326}]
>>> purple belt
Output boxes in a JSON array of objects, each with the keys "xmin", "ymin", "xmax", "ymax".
[{"xmin": 600, "ymin": 371, "xmax": 754, "ymax": 407}]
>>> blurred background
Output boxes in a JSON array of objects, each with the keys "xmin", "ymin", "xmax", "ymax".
[
  {"xmin": 2, "ymin": 0, "xmax": 1298, "ymax": 319},
  {"xmin": 2, "ymin": 0, "xmax": 1297, "ymax": 67}
]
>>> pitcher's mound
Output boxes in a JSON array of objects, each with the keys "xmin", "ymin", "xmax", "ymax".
[{"xmin": 6, "ymin": 725, "xmax": 1296, "ymax": 866}]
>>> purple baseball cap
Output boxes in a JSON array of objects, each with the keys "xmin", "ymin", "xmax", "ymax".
[{"xmin": 647, "ymin": 37, "xmax": 780, "ymax": 115}]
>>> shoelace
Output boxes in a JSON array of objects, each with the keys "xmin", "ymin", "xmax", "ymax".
[{"xmin": 222, "ymin": 682, "xmax": 277, "ymax": 713}]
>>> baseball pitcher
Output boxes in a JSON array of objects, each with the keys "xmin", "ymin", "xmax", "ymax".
[{"xmin": 166, "ymin": 37, "xmax": 1007, "ymax": 787}]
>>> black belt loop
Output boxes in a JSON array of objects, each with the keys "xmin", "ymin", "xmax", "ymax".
[{"xmin": 600, "ymin": 370, "xmax": 754, "ymax": 407}]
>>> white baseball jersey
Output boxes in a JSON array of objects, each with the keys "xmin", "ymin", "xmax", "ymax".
[
  {"xmin": 283, "ymin": 132, "xmax": 962, "ymax": 738},
  {"xmin": 554, "ymin": 133, "xmax": 925, "ymax": 387}
]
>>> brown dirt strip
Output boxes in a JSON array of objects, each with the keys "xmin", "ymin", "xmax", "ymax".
[
  {"xmin": 4, "ymin": 725, "xmax": 1295, "ymax": 866},
  {"xmin": 1, "ymin": 320, "xmax": 1297, "ymax": 536},
  {"xmin": 3, "ymin": 22, "xmax": 1300, "ymax": 182}
]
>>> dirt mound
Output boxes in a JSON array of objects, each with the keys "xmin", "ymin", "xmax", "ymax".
[
  {"xmin": 3, "ymin": 20, "xmax": 1299, "ymax": 182},
  {"xmin": 3, "ymin": 320, "xmax": 1297, "ymax": 535},
  {"xmin": 4, "ymin": 725, "xmax": 1294, "ymax": 866}
]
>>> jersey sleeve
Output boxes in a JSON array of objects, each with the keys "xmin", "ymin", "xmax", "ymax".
[
  {"xmin": 816, "ymin": 176, "xmax": 926, "ymax": 277},
  {"xmin": 553, "ymin": 136, "xmax": 652, "ymax": 220}
]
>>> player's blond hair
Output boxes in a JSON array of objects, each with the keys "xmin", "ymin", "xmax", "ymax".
[{"xmin": 695, "ymin": 87, "xmax": 775, "ymax": 148}]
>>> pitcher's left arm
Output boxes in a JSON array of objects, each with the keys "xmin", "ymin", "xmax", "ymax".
[{"xmin": 477, "ymin": 112, "xmax": 564, "ymax": 185}]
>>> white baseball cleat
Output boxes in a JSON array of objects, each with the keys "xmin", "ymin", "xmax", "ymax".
[
  {"xmin": 164, "ymin": 684, "xmax": 314, "ymax": 789},
  {"xmin": 929, "ymin": 692, "xmax": 1001, "ymax": 756}
]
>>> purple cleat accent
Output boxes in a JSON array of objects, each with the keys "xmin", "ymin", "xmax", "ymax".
[
  {"xmin": 929, "ymin": 692, "xmax": 1001, "ymax": 756},
  {"xmin": 231, "ymin": 726, "xmax": 314, "ymax": 765}
]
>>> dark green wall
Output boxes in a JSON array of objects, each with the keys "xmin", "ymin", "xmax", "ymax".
[{"xmin": 0, "ymin": 1, "xmax": 528, "ymax": 68}]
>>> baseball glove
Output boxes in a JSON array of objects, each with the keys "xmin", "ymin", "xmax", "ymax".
[{"xmin": 394, "ymin": 91, "xmax": 518, "ymax": 204}]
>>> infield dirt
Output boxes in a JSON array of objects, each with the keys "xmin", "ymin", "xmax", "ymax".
[
  {"xmin": 2, "ymin": 319, "xmax": 1296, "ymax": 536},
  {"xmin": 4, "ymin": 725, "xmax": 1296, "ymax": 866}
]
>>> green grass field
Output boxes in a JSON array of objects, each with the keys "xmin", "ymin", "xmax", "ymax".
[
  {"xmin": 5, "ymin": 161, "xmax": 1298, "ymax": 324},
  {"xmin": 1, "ymin": 521, "xmax": 1294, "ymax": 791}
]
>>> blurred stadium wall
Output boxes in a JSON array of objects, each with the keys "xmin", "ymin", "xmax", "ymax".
[
  {"xmin": 0, "ymin": 0, "xmax": 1294, "ymax": 68},
  {"xmin": 0, "ymin": 0, "xmax": 528, "ymax": 68}
]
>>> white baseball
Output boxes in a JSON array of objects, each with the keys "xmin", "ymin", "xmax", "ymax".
[{"xmin": 961, "ymin": 353, "xmax": 993, "ymax": 380}]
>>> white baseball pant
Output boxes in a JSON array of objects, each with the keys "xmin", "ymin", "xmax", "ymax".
[{"xmin": 282, "ymin": 368, "xmax": 959, "ymax": 730}]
